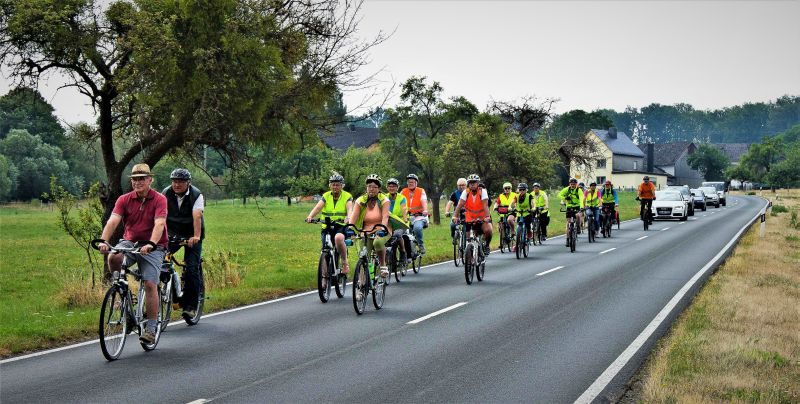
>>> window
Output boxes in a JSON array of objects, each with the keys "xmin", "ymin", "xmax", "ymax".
[
  {"xmin": 633, "ymin": 161, "xmax": 638, "ymax": 170},
  {"xmin": 596, "ymin": 176, "xmax": 606, "ymax": 185},
  {"xmin": 596, "ymin": 159, "xmax": 606, "ymax": 169}
]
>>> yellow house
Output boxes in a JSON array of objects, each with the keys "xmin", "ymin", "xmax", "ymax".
[{"xmin": 569, "ymin": 128, "xmax": 668, "ymax": 190}]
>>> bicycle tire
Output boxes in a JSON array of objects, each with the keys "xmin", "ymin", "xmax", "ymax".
[
  {"xmin": 184, "ymin": 265, "xmax": 205, "ymax": 325},
  {"xmin": 588, "ymin": 219, "xmax": 595, "ymax": 243},
  {"xmin": 352, "ymin": 260, "xmax": 368, "ymax": 315},
  {"xmin": 476, "ymin": 250, "xmax": 485, "ymax": 282},
  {"xmin": 570, "ymin": 227, "xmax": 576, "ymax": 253},
  {"xmin": 464, "ymin": 244, "xmax": 475, "ymax": 285},
  {"xmin": 372, "ymin": 264, "xmax": 386, "ymax": 310},
  {"xmin": 515, "ymin": 230, "xmax": 523, "ymax": 259},
  {"xmin": 139, "ymin": 284, "xmax": 162, "ymax": 351},
  {"xmin": 523, "ymin": 233, "xmax": 529, "ymax": 258},
  {"xmin": 99, "ymin": 286, "xmax": 128, "ymax": 361},
  {"xmin": 159, "ymin": 277, "xmax": 173, "ymax": 331},
  {"xmin": 453, "ymin": 234, "xmax": 460, "ymax": 267},
  {"xmin": 317, "ymin": 253, "xmax": 332, "ymax": 303}
]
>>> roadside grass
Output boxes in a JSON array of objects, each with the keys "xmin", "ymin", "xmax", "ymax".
[
  {"xmin": 640, "ymin": 190, "xmax": 800, "ymax": 403},
  {"xmin": 0, "ymin": 190, "xmax": 641, "ymax": 356}
]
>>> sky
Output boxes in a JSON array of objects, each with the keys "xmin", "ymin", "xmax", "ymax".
[{"xmin": 1, "ymin": 0, "xmax": 799, "ymax": 125}]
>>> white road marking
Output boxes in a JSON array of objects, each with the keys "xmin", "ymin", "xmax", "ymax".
[
  {"xmin": 599, "ymin": 248, "xmax": 616, "ymax": 255},
  {"xmin": 702, "ymin": 214, "xmax": 707, "ymax": 217},
  {"xmin": 679, "ymin": 222, "xmax": 686, "ymax": 225},
  {"xmin": 661, "ymin": 227, "xmax": 670, "ymax": 231},
  {"xmin": 636, "ymin": 236, "xmax": 648, "ymax": 241},
  {"xmin": 536, "ymin": 266, "xmax": 565, "ymax": 277},
  {"xmin": 187, "ymin": 400, "xmax": 207, "ymax": 404},
  {"xmin": 407, "ymin": 302, "xmax": 468, "ymax": 325},
  {"xmin": 575, "ymin": 198, "xmax": 769, "ymax": 404}
]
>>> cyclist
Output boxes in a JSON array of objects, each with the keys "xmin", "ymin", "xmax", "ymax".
[
  {"xmin": 531, "ymin": 183, "xmax": 550, "ymax": 240},
  {"xmin": 637, "ymin": 175, "xmax": 656, "ymax": 225},
  {"xmin": 510, "ymin": 183, "xmax": 533, "ymax": 248},
  {"xmin": 599, "ymin": 180, "xmax": 619, "ymax": 229},
  {"xmin": 492, "ymin": 182, "xmax": 517, "ymax": 248},
  {"xmin": 401, "ymin": 174, "xmax": 428, "ymax": 255},
  {"xmin": 584, "ymin": 182, "xmax": 601, "ymax": 237},
  {"xmin": 348, "ymin": 174, "xmax": 391, "ymax": 278},
  {"xmin": 306, "ymin": 173, "xmax": 354, "ymax": 276},
  {"xmin": 97, "ymin": 163, "xmax": 167, "ymax": 345},
  {"xmin": 452, "ymin": 174, "xmax": 493, "ymax": 255},
  {"xmin": 161, "ymin": 168, "xmax": 204, "ymax": 319},
  {"xmin": 385, "ymin": 178, "xmax": 410, "ymax": 263},
  {"xmin": 558, "ymin": 178, "xmax": 585, "ymax": 247},
  {"xmin": 445, "ymin": 178, "xmax": 468, "ymax": 242}
]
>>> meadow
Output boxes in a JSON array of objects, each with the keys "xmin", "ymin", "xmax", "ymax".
[{"xmin": 0, "ymin": 189, "xmax": 642, "ymax": 356}]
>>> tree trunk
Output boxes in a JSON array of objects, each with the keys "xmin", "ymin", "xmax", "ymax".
[{"xmin": 287, "ymin": 195, "xmax": 292, "ymax": 206}]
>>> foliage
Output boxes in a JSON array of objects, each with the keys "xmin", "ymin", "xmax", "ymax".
[
  {"xmin": 44, "ymin": 178, "xmax": 105, "ymax": 288},
  {"xmin": 0, "ymin": 87, "xmax": 66, "ymax": 147},
  {"xmin": 547, "ymin": 109, "xmax": 613, "ymax": 141},
  {"xmin": 0, "ymin": 154, "xmax": 16, "ymax": 201},
  {"xmin": 323, "ymin": 146, "xmax": 397, "ymax": 197},
  {"xmin": 0, "ymin": 129, "xmax": 76, "ymax": 200},
  {"xmin": 487, "ymin": 96, "xmax": 557, "ymax": 140},
  {"xmin": 730, "ymin": 124, "xmax": 800, "ymax": 187},
  {"xmin": 687, "ymin": 144, "xmax": 730, "ymax": 181}
]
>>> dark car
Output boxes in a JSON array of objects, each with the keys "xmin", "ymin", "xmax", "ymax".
[
  {"xmin": 666, "ymin": 185, "xmax": 695, "ymax": 216},
  {"xmin": 690, "ymin": 188, "xmax": 707, "ymax": 211}
]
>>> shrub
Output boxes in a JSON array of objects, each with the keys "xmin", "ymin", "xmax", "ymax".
[{"xmin": 772, "ymin": 204, "xmax": 788, "ymax": 213}]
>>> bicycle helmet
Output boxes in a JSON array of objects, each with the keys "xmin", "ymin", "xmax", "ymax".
[
  {"xmin": 365, "ymin": 174, "xmax": 382, "ymax": 187},
  {"xmin": 328, "ymin": 172, "xmax": 344, "ymax": 183},
  {"xmin": 406, "ymin": 173, "xmax": 419, "ymax": 182},
  {"xmin": 643, "ymin": 175, "xmax": 650, "ymax": 180},
  {"xmin": 466, "ymin": 174, "xmax": 481, "ymax": 183},
  {"xmin": 532, "ymin": 182, "xmax": 541, "ymax": 188},
  {"xmin": 170, "ymin": 168, "xmax": 191, "ymax": 181},
  {"xmin": 569, "ymin": 178, "xmax": 578, "ymax": 184},
  {"xmin": 517, "ymin": 183, "xmax": 528, "ymax": 191},
  {"xmin": 589, "ymin": 182, "xmax": 597, "ymax": 187},
  {"xmin": 503, "ymin": 182, "xmax": 512, "ymax": 189},
  {"xmin": 387, "ymin": 178, "xmax": 399, "ymax": 186}
]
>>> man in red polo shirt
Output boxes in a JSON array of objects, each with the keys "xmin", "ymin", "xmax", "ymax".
[{"xmin": 98, "ymin": 163, "xmax": 168, "ymax": 344}]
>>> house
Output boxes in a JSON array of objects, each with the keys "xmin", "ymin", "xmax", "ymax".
[
  {"xmin": 318, "ymin": 124, "xmax": 380, "ymax": 152},
  {"xmin": 714, "ymin": 143, "xmax": 750, "ymax": 166},
  {"xmin": 569, "ymin": 128, "xmax": 669, "ymax": 190},
  {"xmin": 637, "ymin": 142, "xmax": 704, "ymax": 188}
]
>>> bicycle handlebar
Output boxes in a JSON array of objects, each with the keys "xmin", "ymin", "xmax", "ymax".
[
  {"xmin": 559, "ymin": 207, "xmax": 581, "ymax": 213},
  {"xmin": 91, "ymin": 239, "xmax": 156, "ymax": 253}
]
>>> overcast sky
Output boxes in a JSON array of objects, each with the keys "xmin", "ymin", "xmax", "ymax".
[{"xmin": 2, "ymin": 0, "xmax": 798, "ymax": 125}]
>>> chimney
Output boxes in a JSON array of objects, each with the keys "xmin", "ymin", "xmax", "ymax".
[
  {"xmin": 647, "ymin": 143, "xmax": 655, "ymax": 173},
  {"xmin": 607, "ymin": 127, "xmax": 617, "ymax": 139}
]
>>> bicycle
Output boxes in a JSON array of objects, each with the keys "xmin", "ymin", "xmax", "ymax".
[
  {"xmin": 496, "ymin": 209, "xmax": 515, "ymax": 253},
  {"xmin": 637, "ymin": 198, "xmax": 653, "ymax": 231},
  {"xmin": 159, "ymin": 235, "xmax": 206, "ymax": 330},
  {"xmin": 92, "ymin": 239, "xmax": 164, "ymax": 361},
  {"xmin": 447, "ymin": 212, "xmax": 467, "ymax": 267},
  {"xmin": 511, "ymin": 209, "xmax": 530, "ymax": 259},
  {"xmin": 530, "ymin": 208, "xmax": 543, "ymax": 246},
  {"xmin": 348, "ymin": 224, "xmax": 390, "ymax": 315},
  {"xmin": 461, "ymin": 220, "xmax": 487, "ymax": 285},
  {"xmin": 561, "ymin": 207, "xmax": 579, "ymax": 253},
  {"xmin": 600, "ymin": 205, "xmax": 615, "ymax": 238},
  {"xmin": 386, "ymin": 230, "xmax": 408, "ymax": 283},
  {"xmin": 307, "ymin": 218, "xmax": 349, "ymax": 303},
  {"xmin": 408, "ymin": 213, "xmax": 426, "ymax": 273},
  {"xmin": 585, "ymin": 206, "xmax": 598, "ymax": 243}
]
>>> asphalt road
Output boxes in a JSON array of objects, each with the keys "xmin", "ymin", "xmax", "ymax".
[{"xmin": 1, "ymin": 195, "xmax": 767, "ymax": 403}]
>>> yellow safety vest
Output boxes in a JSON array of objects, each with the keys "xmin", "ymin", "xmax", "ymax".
[
  {"xmin": 533, "ymin": 192, "xmax": 548, "ymax": 212},
  {"xmin": 386, "ymin": 193, "xmax": 409, "ymax": 229},
  {"xmin": 498, "ymin": 192, "xmax": 517, "ymax": 207},
  {"xmin": 320, "ymin": 190, "xmax": 352, "ymax": 228}
]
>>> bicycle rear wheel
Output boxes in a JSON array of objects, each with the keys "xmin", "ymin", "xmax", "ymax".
[
  {"xmin": 159, "ymin": 277, "xmax": 173, "ymax": 332},
  {"xmin": 352, "ymin": 260, "xmax": 369, "ymax": 315},
  {"xmin": 588, "ymin": 219, "xmax": 596, "ymax": 243},
  {"xmin": 464, "ymin": 244, "xmax": 475, "ymax": 285},
  {"xmin": 139, "ymin": 285, "xmax": 162, "ymax": 351},
  {"xmin": 523, "ymin": 234, "xmax": 529, "ymax": 258},
  {"xmin": 184, "ymin": 265, "xmax": 205, "ymax": 325},
  {"xmin": 99, "ymin": 286, "xmax": 128, "ymax": 361},
  {"xmin": 317, "ymin": 253, "xmax": 332, "ymax": 303},
  {"xmin": 569, "ymin": 228, "xmax": 576, "ymax": 253},
  {"xmin": 389, "ymin": 246, "xmax": 401, "ymax": 283},
  {"xmin": 412, "ymin": 242, "xmax": 422, "ymax": 274}
]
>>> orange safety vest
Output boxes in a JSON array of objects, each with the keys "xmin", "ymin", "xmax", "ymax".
[
  {"xmin": 638, "ymin": 182, "xmax": 656, "ymax": 199},
  {"xmin": 464, "ymin": 190, "xmax": 486, "ymax": 222},
  {"xmin": 401, "ymin": 187, "xmax": 427, "ymax": 214}
]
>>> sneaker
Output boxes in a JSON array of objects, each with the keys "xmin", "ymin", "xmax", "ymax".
[
  {"xmin": 380, "ymin": 266, "xmax": 389, "ymax": 278},
  {"xmin": 542, "ymin": 236, "xmax": 547, "ymax": 241},
  {"xmin": 482, "ymin": 245, "xmax": 490, "ymax": 255},
  {"xmin": 182, "ymin": 309, "xmax": 197, "ymax": 319},
  {"xmin": 419, "ymin": 245, "xmax": 426, "ymax": 255},
  {"xmin": 139, "ymin": 328, "xmax": 156, "ymax": 344}
]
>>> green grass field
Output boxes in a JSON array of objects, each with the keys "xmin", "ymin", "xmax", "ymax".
[{"xmin": 0, "ymin": 190, "xmax": 641, "ymax": 356}]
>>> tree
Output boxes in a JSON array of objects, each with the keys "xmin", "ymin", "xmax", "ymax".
[
  {"xmin": 687, "ymin": 144, "xmax": 730, "ymax": 181},
  {"xmin": 0, "ymin": 154, "xmax": 16, "ymax": 200},
  {"xmin": 739, "ymin": 137, "xmax": 782, "ymax": 182},
  {"xmin": 0, "ymin": 129, "xmax": 75, "ymax": 200},
  {"xmin": 379, "ymin": 76, "xmax": 478, "ymax": 224},
  {"xmin": 2, "ymin": 0, "xmax": 385, "ymax": 221},
  {"xmin": 0, "ymin": 87, "xmax": 66, "ymax": 147},
  {"xmin": 547, "ymin": 110, "xmax": 613, "ymax": 141},
  {"xmin": 487, "ymin": 96, "xmax": 556, "ymax": 140}
]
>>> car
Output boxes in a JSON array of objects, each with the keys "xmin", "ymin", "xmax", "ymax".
[
  {"xmin": 651, "ymin": 190, "xmax": 688, "ymax": 221},
  {"xmin": 690, "ymin": 188, "xmax": 707, "ymax": 211},
  {"xmin": 701, "ymin": 181, "xmax": 727, "ymax": 206},
  {"xmin": 699, "ymin": 186, "xmax": 720, "ymax": 208},
  {"xmin": 667, "ymin": 185, "xmax": 695, "ymax": 216}
]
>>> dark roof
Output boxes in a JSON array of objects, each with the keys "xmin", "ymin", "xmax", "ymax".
[
  {"xmin": 318, "ymin": 125, "xmax": 380, "ymax": 151},
  {"xmin": 637, "ymin": 142, "xmax": 694, "ymax": 166},
  {"xmin": 612, "ymin": 168, "xmax": 673, "ymax": 178},
  {"xmin": 714, "ymin": 143, "xmax": 750, "ymax": 163},
  {"xmin": 591, "ymin": 129, "xmax": 645, "ymax": 157}
]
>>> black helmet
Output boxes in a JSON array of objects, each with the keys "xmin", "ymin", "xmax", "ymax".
[
  {"xmin": 170, "ymin": 168, "xmax": 191, "ymax": 181},
  {"xmin": 406, "ymin": 173, "xmax": 419, "ymax": 182},
  {"xmin": 517, "ymin": 183, "xmax": 528, "ymax": 191},
  {"xmin": 569, "ymin": 178, "xmax": 578, "ymax": 184},
  {"xmin": 328, "ymin": 172, "xmax": 344, "ymax": 183},
  {"xmin": 643, "ymin": 175, "xmax": 650, "ymax": 180},
  {"xmin": 387, "ymin": 178, "xmax": 399, "ymax": 186},
  {"xmin": 365, "ymin": 174, "xmax": 382, "ymax": 187},
  {"xmin": 466, "ymin": 174, "xmax": 480, "ymax": 183},
  {"xmin": 589, "ymin": 182, "xmax": 597, "ymax": 187}
]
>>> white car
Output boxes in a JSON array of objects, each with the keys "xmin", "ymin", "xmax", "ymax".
[
  {"xmin": 699, "ymin": 186, "xmax": 720, "ymax": 208},
  {"xmin": 651, "ymin": 191, "xmax": 688, "ymax": 221}
]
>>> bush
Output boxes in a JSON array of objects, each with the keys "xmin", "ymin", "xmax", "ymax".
[
  {"xmin": 772, "ymin": 204, "xmax": 788, "ymax": 213},
  {"xmin": 747, "ymin": 191, "xmax": 756, "ymax": 195}
]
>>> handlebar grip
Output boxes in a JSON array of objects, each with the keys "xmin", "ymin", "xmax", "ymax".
[
  {"xmin": 135, "ymin": 240, "xmax": 157, "ymax": 249},
  {"xmin": 90, "ymin": 239, "xmax": 106, "ymax": 250}
]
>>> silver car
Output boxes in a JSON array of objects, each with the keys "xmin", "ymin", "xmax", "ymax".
[{"xmin": 699, "ymin": 186, "xmax": 720, "ymax": 208}]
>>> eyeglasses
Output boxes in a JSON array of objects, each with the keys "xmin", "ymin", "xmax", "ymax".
[
  {"xmin": 504, "ymin": 187, "xmax": 511, "ymax": 190},
  {"xmin": 131, "ymin": 177, "xmax": 148, "ymax": 182}
]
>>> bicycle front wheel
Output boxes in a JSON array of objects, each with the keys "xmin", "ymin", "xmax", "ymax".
[
  {"xmin": 139, "ymin": 284, "xmax": 162, "ymax": 351},
  {"xmin": 570, "ymin": 229, "xmax": 576, "ymax": 253},
  {"xmin": 352, "ymin": 260, "xmax": 369, "ymax": 315},
  {"xmin": 464, "ymin": 244, "xmax": 475, "ymax": 285},
  {"xmin": 317, "ymin": 253, "xmax": 332, "ymax": 303},
  {"xmin": 372, "ymin": 270, "xmax": 387, "ymax": 310},
  {"xmin": 515, "ymin": 230, "xmax": 523, "ymax": 259},
  {"xmin": 99, "ymin": 286, "xmax": 128, "ymax": 361}
]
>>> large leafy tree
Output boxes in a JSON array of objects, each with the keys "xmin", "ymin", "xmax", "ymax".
[
  {"xmin": 380, "ymin": 76, "xmax": 478, "ymax": 224},
  {"xmin": 1, "ymin": 0, "xmax": 383, "ymax": 220},
  {"xmin": 547, "ymin": 109, "xmax": 613, "ymax": 141},
  {"xmin": 0, "ymin": 87, "xmax": 66, "ymax": 147},
  {"xmin": 687, "ymin": 144, "xmax": 730, "ymax": 181},
  {"xmin": 0, "ymin": 129, "xmax": 75, "ymax": 200}
]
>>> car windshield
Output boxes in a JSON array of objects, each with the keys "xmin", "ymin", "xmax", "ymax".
[
  {"xmin": 656, "ymin": 191, "xmax": 683, "ymax": 201},
  {"xmin": 690, "ymin": 189, "xmax": 703, "ymax": 196},
  {"xmin": 667, "ymin": 187, "xmax": 688, "ymax": 195},
  {"xmin": 700, "ymin": 187, "xmax": 716, "ymax": 194}
]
